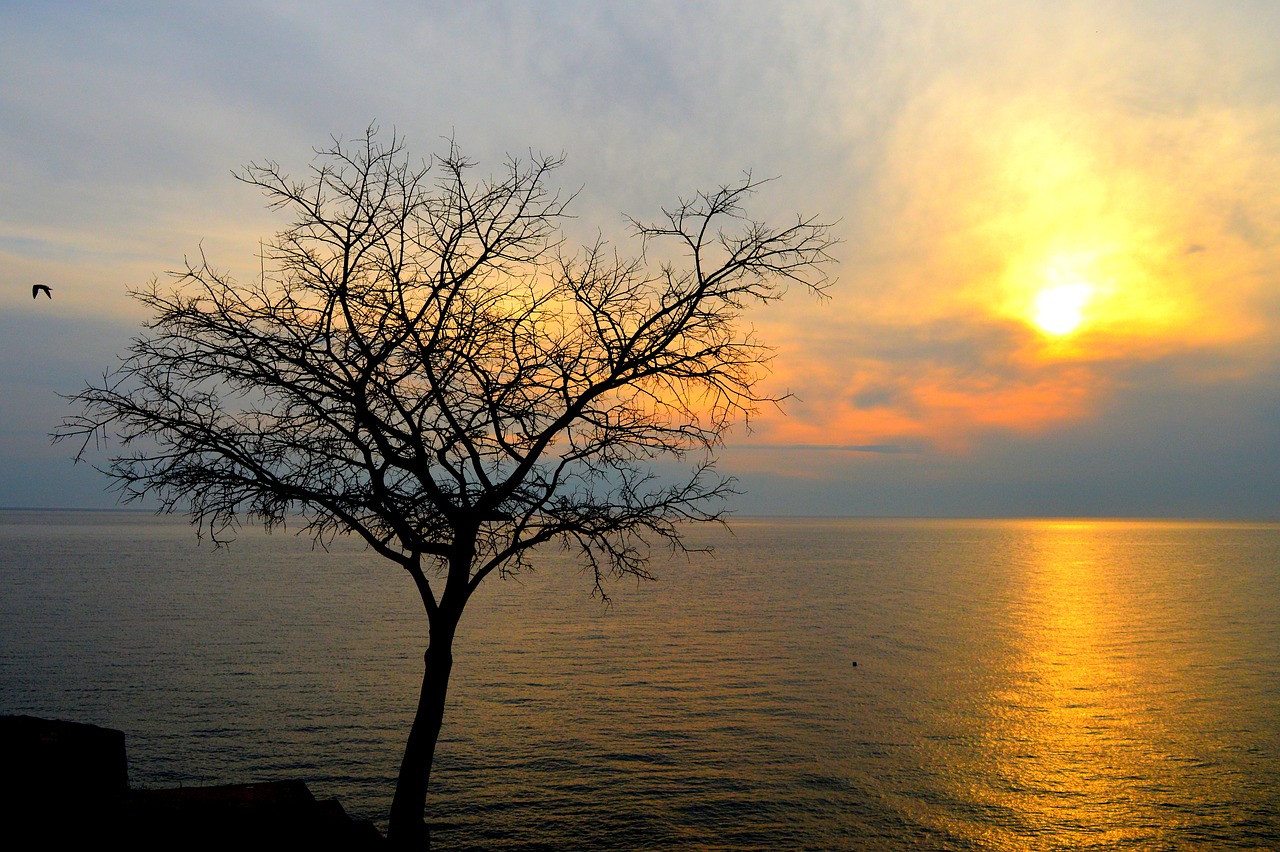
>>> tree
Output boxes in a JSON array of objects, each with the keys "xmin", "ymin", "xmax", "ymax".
[{"xmin": 58, "ymin": 130, "xmax": 833, "ymax": 847}]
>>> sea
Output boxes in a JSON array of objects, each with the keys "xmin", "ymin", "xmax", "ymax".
[{"xmin": 1, "ymin": 511, "xmax": 1277, "ymax": 850}]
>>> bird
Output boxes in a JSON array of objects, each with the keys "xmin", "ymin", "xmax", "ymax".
[{"xmin": 32, "ymin": 284, "xmax": 52, "ymax": 299}]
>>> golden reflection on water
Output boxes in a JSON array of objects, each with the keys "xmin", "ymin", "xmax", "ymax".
[{"xmin": 970, "ymin": 521, "xmax": 1180, "ymax": 849}]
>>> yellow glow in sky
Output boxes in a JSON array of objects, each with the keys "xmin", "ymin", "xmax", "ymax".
[
  {"xmin": 971, "ymin": 115, "xmax": 1224, "ymax": 358},
  {"xmin": 748, "ymin": 72, "xmax": 1280, "ymax": 460}
]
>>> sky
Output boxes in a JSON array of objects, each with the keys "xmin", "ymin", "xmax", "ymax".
[{"xmin": 2, "ymin": 1, "xmax": 1279, "ymax": 517}]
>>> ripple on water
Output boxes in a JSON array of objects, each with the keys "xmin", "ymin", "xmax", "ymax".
[{"xmin": 1, "ymin": 513, "xmax": 1278, "ymax": 849}]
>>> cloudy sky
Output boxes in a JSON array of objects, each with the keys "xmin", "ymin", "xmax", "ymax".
[{"xmin": 3, "ymin": 1, "xmax": 1279, "ymax": 517}]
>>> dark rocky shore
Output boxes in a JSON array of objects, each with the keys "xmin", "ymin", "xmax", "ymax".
[{"xmin": 1, "ymin": 715, "xmax": 383, "ymax": 849}]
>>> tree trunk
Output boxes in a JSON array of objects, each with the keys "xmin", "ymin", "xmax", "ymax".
[{"xmin": 387, "ymin": 628, "xmax": 456, "ymax": 848}]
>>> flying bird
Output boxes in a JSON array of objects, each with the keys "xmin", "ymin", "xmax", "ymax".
[{"xmin": 32, "ymin": 284, "xmax": 52, "ymax": 299}]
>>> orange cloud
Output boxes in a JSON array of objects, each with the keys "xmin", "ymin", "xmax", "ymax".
[
  {"xmin": 735, "ymin": 27, "xmax": 1280, "ymax": 465},
  {"xmin": 746, "ymin": 323, "xmax": 1099, "ymax": 457}
]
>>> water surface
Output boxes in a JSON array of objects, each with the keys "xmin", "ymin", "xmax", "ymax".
[{"xmin": 2, "ymin": 513, "xmax": 1277, "ymax": 849}]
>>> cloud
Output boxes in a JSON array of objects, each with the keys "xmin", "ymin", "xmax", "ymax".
[
  {"xmin": 3, "ymin": 1, "xmax": 1279, "ymax": 515},
  {"xmin": 729, "ymin": 0, "xmax": 1280, "ymax": 475},
  {"xmin": 735, "ymin": 443, "xmax": 920, "ymax": 455}
]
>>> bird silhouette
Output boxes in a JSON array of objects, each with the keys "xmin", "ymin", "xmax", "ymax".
[{"xmin": 32, "ymin": 284, "xmax": 52, "ymax": 299}]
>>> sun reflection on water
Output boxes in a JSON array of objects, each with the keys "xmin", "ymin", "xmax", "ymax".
[
  {"xmin": 997, "ymin": 523, "xmax": 1153, "ymax": 846},
  {"xmin": 941, "ymin": 520, "xmax": 1243, "ymax": 850}
]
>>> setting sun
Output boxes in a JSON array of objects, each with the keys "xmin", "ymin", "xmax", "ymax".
[
  {"xmin": 1033, "ymin": 282, "xmax": 1093, "ymax": 335},
  {"xmin": 1003, "ymin": 248, "xmax": 1112, "ymax": 342}
]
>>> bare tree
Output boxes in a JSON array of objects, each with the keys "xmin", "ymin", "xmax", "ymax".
[{"xmin": 58, "ymin": 130, "xmax": 833, "ymax": 847}]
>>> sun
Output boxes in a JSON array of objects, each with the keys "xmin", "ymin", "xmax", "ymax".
[{"xmin": 1032, "ymin": 282, "xmax": 1093, "ymax": 336}]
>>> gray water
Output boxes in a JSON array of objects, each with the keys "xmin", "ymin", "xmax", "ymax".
[{"xmin": 2, "ymin": 512, "xmax": 1278, "ymax": 849}]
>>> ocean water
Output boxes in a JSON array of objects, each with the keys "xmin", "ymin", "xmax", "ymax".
[{"xmin": 1, "ymin": 511, "xmax": 1278, "ymax": 850}]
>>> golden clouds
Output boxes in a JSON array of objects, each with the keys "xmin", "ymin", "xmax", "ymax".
[
  {"xmin": 964, "ymin": 103, "xmax": 1273, "ymax": 355},
  {"xmin": 748, "ymin": 319, "xmax": 1097, "ymax": 461},
  {"xmin": 743, "ymin": 15, "xmax": 1280, "ymax": 463}
]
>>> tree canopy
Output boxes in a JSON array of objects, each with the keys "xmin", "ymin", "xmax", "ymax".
[{"xmin": 58, "ymin": 130, "xmax": 834, "ymax": 845}]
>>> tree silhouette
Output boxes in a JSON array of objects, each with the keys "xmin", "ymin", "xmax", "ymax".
[{"xmin": 58, "ymin": 130, "xmax": 833, "ymax": 847}]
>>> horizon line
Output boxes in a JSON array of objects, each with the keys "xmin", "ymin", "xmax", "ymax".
[{"xmin": 3, "ymin": 506, "xmax": 1278, "ymax": 524}]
